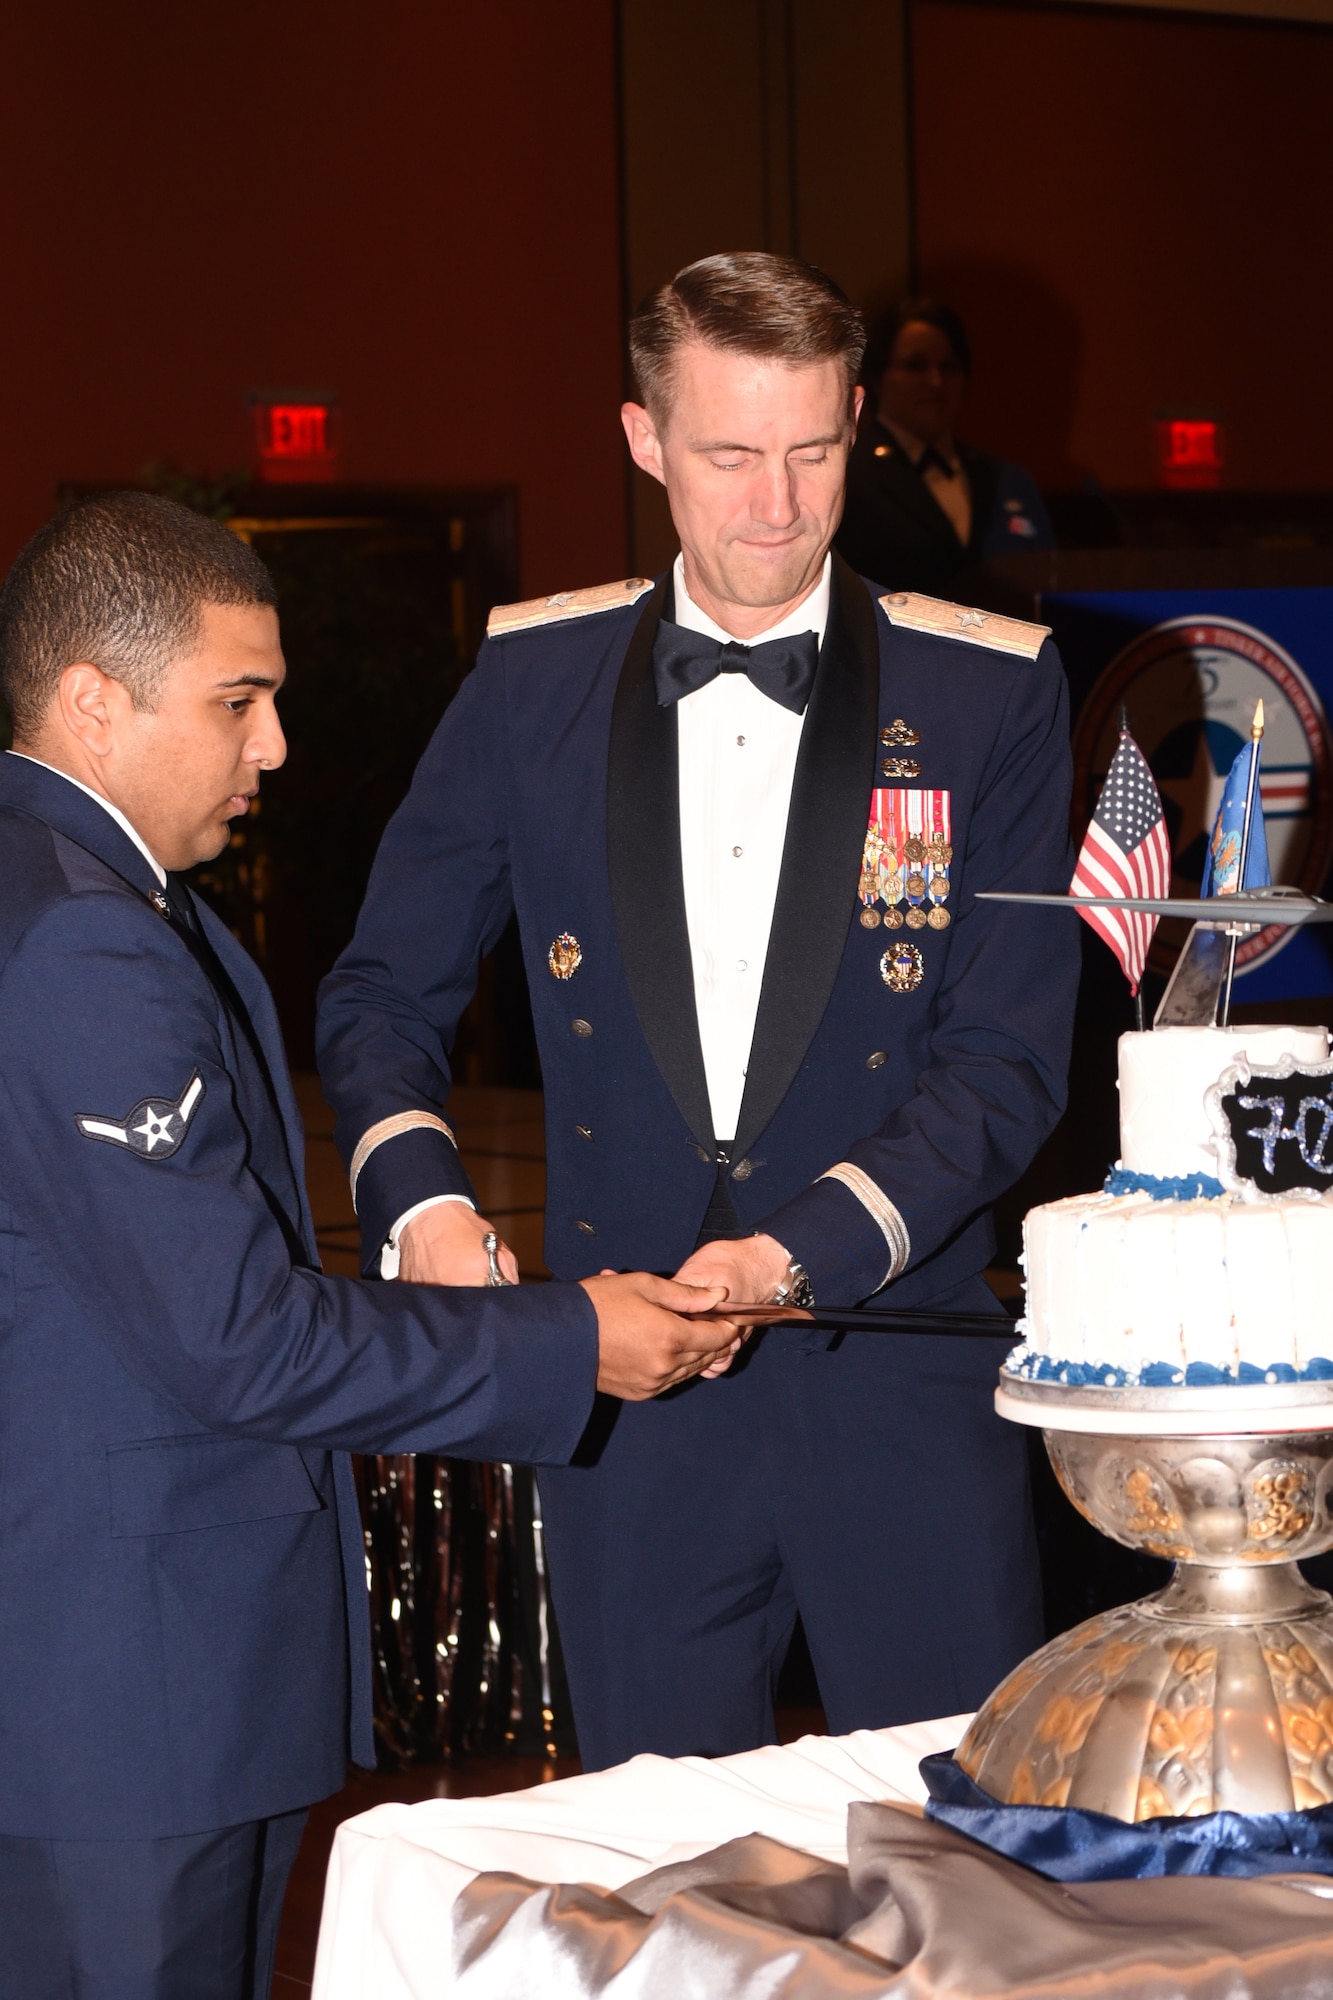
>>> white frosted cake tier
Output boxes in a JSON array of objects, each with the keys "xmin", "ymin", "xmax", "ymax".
[
  {"xmin": 1006, "ymin": 1022, "xmax": 1333, "ymax": 1392},
  {"xmin": 1119, "ymin": 1023, "xmax": 1328, "ymax": 1180},
  {"xmin": 1016, "ymin": 1185, "xmax": 1333, "ymax": 1381}
]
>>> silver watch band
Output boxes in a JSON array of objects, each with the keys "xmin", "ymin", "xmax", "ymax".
[{"xmin": 772, "ymin": 1258, "xmax": 814, "ymax": 1309}]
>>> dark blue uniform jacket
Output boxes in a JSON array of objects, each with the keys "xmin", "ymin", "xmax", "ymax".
[
  {"xmin": 837, "ymin": 419, "xmax": 1055, "ymax": 601},
  {"xmin": 0, "ymin": 754, "xmax": 598, "ymax": 1841},
  {"xmin": 319, "ymin": 558, "xmax": 1078, "ymax": 1311}
]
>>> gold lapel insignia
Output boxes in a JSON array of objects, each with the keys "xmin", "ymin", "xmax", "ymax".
[
  {"xmin": 881, "ymin": 942, "xmax": 925, "ymax": 993},
  {"xmin": 881, "ymin": 719, "xmax": 920, "ymax": 747},
  {"xmin": 548, "ymin": 933, "xmax": 583, "ymax": 980}
]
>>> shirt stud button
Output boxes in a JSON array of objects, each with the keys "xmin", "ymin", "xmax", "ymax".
[
  {"xmin": 732, "ymin": 846, "xmax": 743, "ymax": 858},
  {"xmin": 866, "ymin": 1050, "xmax": 888, "ymax": 1070},
  {"xmin": 736, "ymin": 735, "xmax": 746, "ymax": 746},
  {"xmin": 736, "ymin": 959, "xmax": 747, "ymax": 972},
  {"xmin": 571, "ymin": 1018, "xmax": 593, "ymax": 1038}
]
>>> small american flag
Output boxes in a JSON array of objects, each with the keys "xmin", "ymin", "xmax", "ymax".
[{"xmin": 1070, "ymin": 726, "xmax": 1172, "ymax": 994}]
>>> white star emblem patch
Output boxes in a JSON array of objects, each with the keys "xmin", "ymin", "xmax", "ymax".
[{"xmin": 76, "ymin": 1071, "xmax": 205, "ymax": 1160}]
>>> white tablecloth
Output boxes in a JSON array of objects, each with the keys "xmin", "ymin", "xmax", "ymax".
[{"xmin": 311, "ymin": 1715, "xmax": 969, "ymax": 1999}]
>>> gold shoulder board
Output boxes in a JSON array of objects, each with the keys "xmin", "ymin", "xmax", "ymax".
[
  {"xmin": 879, "ymin": 591, "xmax": 1050, "ymax": 662},
  {"xmin": 488, "ymin": 577, "xmax": 655, "ymax": 638}
]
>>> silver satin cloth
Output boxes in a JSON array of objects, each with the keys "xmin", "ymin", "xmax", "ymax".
[{"xmin": 449, "ymin": 1802, "xmax": 1333, "ymax": 1996}]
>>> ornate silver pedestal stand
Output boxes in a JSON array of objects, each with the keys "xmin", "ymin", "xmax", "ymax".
[{"xmin": 958, "ymin": 1377, "xmax": 1333, "ymax": 1821}]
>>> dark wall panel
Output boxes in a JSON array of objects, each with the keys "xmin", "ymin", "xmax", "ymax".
[
  {"xmin": 0, "ymin": 0, "xmax": 625, "ymax": 592},
  {"xmin": 912, "ymin": 1, "xmax": 1333, "ymax": 489}
]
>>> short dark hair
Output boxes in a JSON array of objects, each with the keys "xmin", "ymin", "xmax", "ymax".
[
  {"xmin": 0, "ymin": 490, "xmax": 277, "ymax": 736},
  {"xmin": 628, "ymin": 251, "xmax": 866, "ymax": 424},
  {"xmin": 862, "ymin": 298, "xmax": 972, "ymax": 394}
]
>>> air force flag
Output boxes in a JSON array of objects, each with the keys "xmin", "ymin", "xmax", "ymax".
[{"xmin": 1203, "ymin": 742, "xmax": 1271, "ymax": 898}]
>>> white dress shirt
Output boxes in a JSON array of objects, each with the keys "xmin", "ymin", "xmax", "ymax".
[
  {"xmin": 382, "ymin": 553, "xmax": 830, "ymax": 1269},
  {"xmin": 673, "ymin": 552, "xmax": 829, "ymax": 1143},
  {"xmin": 6, "ymin": 751, "xmax": 167, "ymax": 886}
]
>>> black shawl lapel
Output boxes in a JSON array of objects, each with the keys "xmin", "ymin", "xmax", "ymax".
[
  {"xmin": 733, "ymin": 554, "xmax": 880, "ymax": 1159},
  {"xmin": 606, "ymin": 575, "xmax": 715, "ymax": 1151},
  {"xmin": 962, "ymin": 444, "xmax": 999, "ymax": 560},
  {"xmin": 873, "ymin": 426, "xmax": 965, "ymax": 552}
]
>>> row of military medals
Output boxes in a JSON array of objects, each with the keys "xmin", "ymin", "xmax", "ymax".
[{"xmin": 861, "ymin": 722, "xmax": 951, "ymax": 994}]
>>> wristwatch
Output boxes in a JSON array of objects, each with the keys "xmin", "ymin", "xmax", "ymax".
[{"xmin": 772, "ymin": 1258, "xmax": 815, "ymax": 1310}]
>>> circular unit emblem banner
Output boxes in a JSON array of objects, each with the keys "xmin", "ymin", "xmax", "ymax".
[{"xmin": 1072, "ymin": 616, "xmax": 1333, "ymax": 977}]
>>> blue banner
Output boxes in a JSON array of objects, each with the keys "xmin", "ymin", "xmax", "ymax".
[{"xmin": 1046, "ymin": 588, "xmax": 1333, "ymax": 1001}]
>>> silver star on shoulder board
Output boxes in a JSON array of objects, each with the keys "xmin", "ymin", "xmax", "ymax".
[{"xmin": 956, "ymin": 609, "xmax": 987, "ymax": 629}]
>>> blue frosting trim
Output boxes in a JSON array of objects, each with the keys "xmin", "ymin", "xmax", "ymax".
[
  {"xmin": 1104, "ymin": 1168, "xmax": 1225, "ymax": 1201},
  {"xmin": 1140, "ymin": 1362, "xmax": 1180, "ymax": 1386},
  {"xmin": 1006, "ymin": 1346, "xmax": 1333, "ymax": 1389}
]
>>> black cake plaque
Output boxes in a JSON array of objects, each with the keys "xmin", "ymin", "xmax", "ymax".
[{"xmin": 1209, "ymin": 1054, "xmax": 1333, "ymax": 1197}]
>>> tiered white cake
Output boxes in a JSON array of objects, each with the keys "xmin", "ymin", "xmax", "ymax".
[{"xmin": 1009, "ymin": 1024, "xmax": 1333, "ymax": 1386}]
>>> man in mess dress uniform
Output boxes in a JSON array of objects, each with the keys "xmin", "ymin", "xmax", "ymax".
[
  {"xmin": 318, "ymin": 253, "xmax": 1080, "ymax": 1771},
  {"xmin": 0, "ymin": 492, "xmax": 737, "ymax": 2000}
]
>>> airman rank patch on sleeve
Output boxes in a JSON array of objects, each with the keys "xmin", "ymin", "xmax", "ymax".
[
  {"xmin": 76, "ymin": 1070, "xmax": 205, "ymax": 1159},
  {"xmin": 879, "ymin": 591, "xmax": 1050, "ymax": 661},
  {"xmin": 487, "ymin": 578, "xmax": 654, "ymax": 638}
]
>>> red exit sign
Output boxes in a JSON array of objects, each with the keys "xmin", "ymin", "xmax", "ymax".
[
  {"xmin": 1155, "ymin": 415, "xmax": 1223, "ymax": 490},
  {"xmin": 249, "ymin": 392, "xmax": 338, "ymax": 483}
]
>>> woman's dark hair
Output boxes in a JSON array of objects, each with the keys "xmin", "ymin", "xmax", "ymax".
[{"xmin": 862, "ymin": 298, "xmax": 972, "ymax": 394}]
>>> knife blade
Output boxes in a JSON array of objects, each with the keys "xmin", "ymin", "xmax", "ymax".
[{"xmin": 688, "ymin": 1303, "xmax": 1020, "ymax": 1337}]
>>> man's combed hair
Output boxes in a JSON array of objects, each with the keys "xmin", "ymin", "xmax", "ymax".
[
  {"xmin": 0, "ymin": 491, "xmax": 278, "ymax": 736},
  {"xmin": 629, "ymin": 252, "xmax": 865, "ymax": 423}
]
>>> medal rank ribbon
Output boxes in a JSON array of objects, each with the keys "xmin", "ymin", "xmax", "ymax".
[{"xmin": 858, "ymin": 788, "xmax": 954, "ymax": 932}]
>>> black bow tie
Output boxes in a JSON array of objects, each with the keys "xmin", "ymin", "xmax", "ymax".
[{"xmin": 652, "ymin": 621, "xmax": 819, "ymax": 716}]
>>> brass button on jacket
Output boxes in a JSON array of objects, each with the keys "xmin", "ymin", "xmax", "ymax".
[
  {"xmin": 866, "ymin": 1050, "xmax": 887, "ymax": 1070},
  {"xmin": 575, "ymin": 1123, "xmax": 593, "ymax": 1141},
  {"xmin": 575, "ymin": 1218, "xmax": 596, "ymax": 1235},
  {"xmin": 571, "ymin": 1018, "xmax": 593, "ymax": 1038}
]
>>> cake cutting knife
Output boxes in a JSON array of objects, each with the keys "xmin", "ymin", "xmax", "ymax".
[{"xmin": 688, "ymin": 1302, "xmax": 1019, "ymax": 1337}]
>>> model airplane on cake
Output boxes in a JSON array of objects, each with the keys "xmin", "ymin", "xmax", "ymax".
[{"xmin": 978, "ymin": 883, "xmax": 1332, "ymax": 927}]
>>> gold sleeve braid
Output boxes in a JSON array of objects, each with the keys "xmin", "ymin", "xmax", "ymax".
[
  {"xmin": 349, "ymin": 1112, "xmax": 457, "ymax": 1210},
  {"xmin": 818, "ymin": 1163, "xmax": 911, "ymax": 1286}
]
